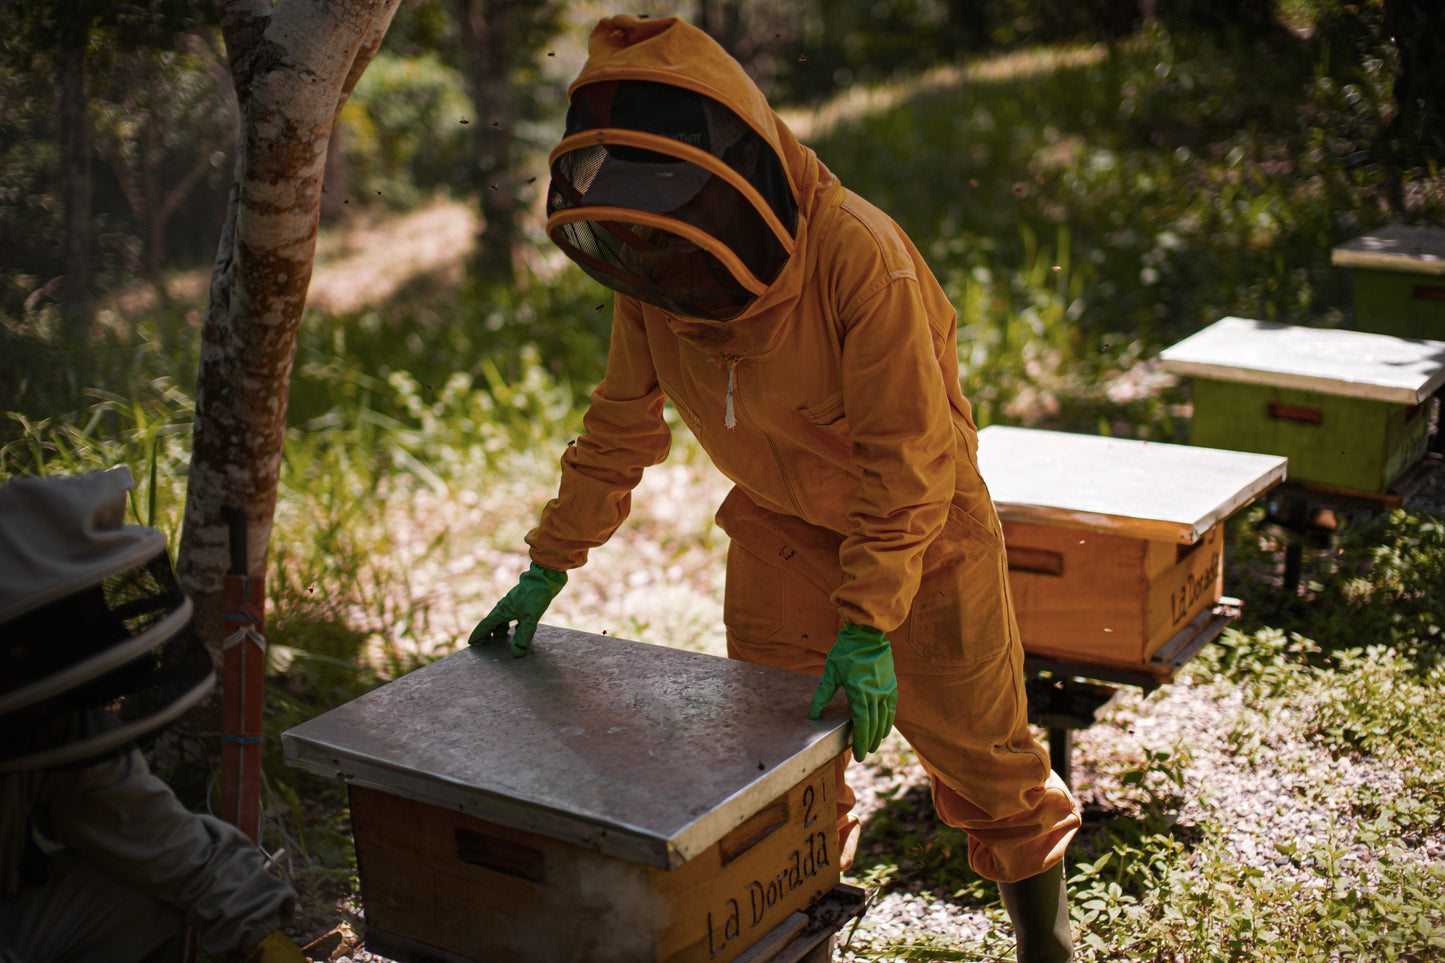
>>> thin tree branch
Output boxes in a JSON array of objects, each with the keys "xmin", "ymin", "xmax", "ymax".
[{"xmin": 159, "ymin": 124, "xmax": 239, "ymax": 226}]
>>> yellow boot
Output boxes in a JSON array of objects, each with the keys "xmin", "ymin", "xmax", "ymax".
[{"xmin": 246, "ymin": 929, "xmax": 308, "ymax": 963}]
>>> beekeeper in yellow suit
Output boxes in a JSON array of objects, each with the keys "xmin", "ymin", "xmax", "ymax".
[{"xmin": 472, "ymin": 15, "xmax": 1081, "ymax": 962}]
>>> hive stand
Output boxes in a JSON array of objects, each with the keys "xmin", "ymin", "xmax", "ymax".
[
  {"xmin": 1160, "ymin": 317, "xmax": 1445, "ymax": 590},
  {"xmin": 977, "ymin": 426, "xmax": 1287, "ymax": 784},
  {"xmin": 283, "ymin": 627, "xmax": 860, "ymax": 963}
]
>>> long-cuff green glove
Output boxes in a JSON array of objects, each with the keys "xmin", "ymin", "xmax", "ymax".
[
  {"xmin": 808, "ymin": 623, "xmax": 898, "ymax": 762},
  {"xmin": 468, "ymin": 562, "xmax": 568, "ymax": 657}
]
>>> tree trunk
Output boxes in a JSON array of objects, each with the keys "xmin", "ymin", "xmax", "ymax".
[
  {"xmin": 99, "ymin": 43, "xmax": 238, "ymax": 304},
  {"xmin": 1383, "ymin": 0, "xmax": 1445, "ymax": 167},
  {"xmin": 176, "ymin": 0, "xmax": 401, "ymax": 750},
  {"xmin": 57, "ymin": 1, "xmax": 93, "ymax": 341},
  {"xmin": 139, "ymin": 77, "xmax": 169, "ymax": 301},
  {"xmin": 455, "ymin": 0, "xmax": 519, "ymax": 284}
]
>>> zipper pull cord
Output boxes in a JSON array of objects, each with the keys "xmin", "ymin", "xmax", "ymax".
[{"xmin": 724, "ymin": 358, "xmax": 739, "ymax": 430}]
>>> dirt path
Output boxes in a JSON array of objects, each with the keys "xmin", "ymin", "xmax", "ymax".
[
  {"xmin": 306, "ymin": 198, "xmax": 477, "ymax": 314},
  {"xmin": 110, "ymin": 197, "xmax": 478, "ymax": 319}
]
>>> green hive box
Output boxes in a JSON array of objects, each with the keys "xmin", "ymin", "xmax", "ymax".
[
  {"xmin": 1187, "ymin": 379, "xmax": 1428, "ymax": 493},
  {"xmin": 1332, "ymin": 224, "xmax": 1445, "ymax": 339},
  {"xmin": 1160, "ymin": 317, "xmax": 1445, "ymax": 495}
]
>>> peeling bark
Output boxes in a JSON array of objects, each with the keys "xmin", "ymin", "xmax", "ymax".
[{"xmin": 177, "ymin": 0, "xmax": 401, "ymax": 747}]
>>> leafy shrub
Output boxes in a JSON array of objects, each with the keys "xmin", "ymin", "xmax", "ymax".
[
  {"xmin": 1113, "ymin": 848, "xmax": 1445, "ymax": 962},
  {"xmin": 941, "ymin": 221, "xmax": 1186, "ymax": 437},
  {"xmin": 1203, "ymin": 626, "xmax": 1319, "ymax": 694},
  {"xmin": 1230, "ymin": 510, "xmax": 1445, "ymax": 669},
  {"xmin": 1048, "ymin": 628, "xmax": 1445, "ymax": 962},
  {"xmin": 343, "ymin": 50, "xmax": 473, "ymax": 209},
  {"xmin": 1308, "ymin": 646, "xmax": 1445, "ymax": 759}
]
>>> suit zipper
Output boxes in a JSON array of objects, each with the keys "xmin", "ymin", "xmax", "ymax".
[{"xmin": 724, "ymin": 364, "xmax": 737, "ymax": 429}]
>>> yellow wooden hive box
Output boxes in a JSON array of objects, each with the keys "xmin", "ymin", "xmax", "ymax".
[
  {"xmin": 283, "ymin": 627, "xmax": 852, "ymax": 963},
  {"xmin": 978, "ymin": 427, "xmax": 1287, "ymax": 677}
]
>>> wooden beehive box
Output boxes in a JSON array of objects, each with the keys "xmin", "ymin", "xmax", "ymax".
[
  {"xmin": 977, "ymin": 426, "xmax": 1286, "ymax": 676},
  {"xmin": 1332, "ymin": 224, "xmax": 1445, "ymax": 338},
  {"xmin": 1160, "ymin": 317, "xmax": 1445, "ymax": 494},
  {"xmin": 283, "ymin": 627, "xmax": 851, "ymax": 963}
]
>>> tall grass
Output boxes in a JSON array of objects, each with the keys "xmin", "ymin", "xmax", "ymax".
[{"xmin": 0, "ymin": 380, "xmax": 194, "ymax": 542}]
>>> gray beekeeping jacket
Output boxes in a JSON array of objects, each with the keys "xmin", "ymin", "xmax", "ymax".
[
  {"xmin": 0, "ymin": 468, "xmax": 296, "ymax": 961},
  {"xmin": 0, "ymin": 740, "xmax": 296, "ymax": 960}
]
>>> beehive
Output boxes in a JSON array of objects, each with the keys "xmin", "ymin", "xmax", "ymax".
[
  {"xmin": 1160, "ymin": 317, "xmax": 1445, "ymax": 494},
  {"xmin": 977, "ymin": 426, "xmax": 1286, "ymax": 676},
  {"xmin": 283, "ymin": 627, "xmax": 851, "ymax": 963},
  {"xmin": 1332, "ymin": 224, "xmax": 1445, "ymax": 338}
]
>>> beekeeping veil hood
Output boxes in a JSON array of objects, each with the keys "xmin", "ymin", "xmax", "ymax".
[
  {"xmin": 547, "ymin": 15, "xmax": 803, "ymax": 321},
  {"xmin": 0, "ymin": 467, "xmax": 214, "ymax": 772}
]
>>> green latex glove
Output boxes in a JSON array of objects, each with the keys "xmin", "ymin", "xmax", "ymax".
[
  {"xmin": 808, "ymin": 623, "xmax": 897, "ymax": 762},
  {"xmin": 468, "ymin": 562, "xmax": 568, "ymax": 657}
]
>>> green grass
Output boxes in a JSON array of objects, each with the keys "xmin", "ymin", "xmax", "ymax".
[{"xmin": 840, "ymin": 628, "xmax": 1445, "ymax": 962}]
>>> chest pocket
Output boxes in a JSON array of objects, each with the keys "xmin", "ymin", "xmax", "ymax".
[{"xmin": 799, "ymin": 390, "xmax": 849, "ymax": 444}]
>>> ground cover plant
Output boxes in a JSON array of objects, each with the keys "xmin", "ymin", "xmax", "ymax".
[{"xmin": 3, "ymin": 7, "xmax": 1444, "ymax": 961}]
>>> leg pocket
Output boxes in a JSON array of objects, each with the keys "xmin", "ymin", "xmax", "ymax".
[
  {"xmin": 724, "ymin": 536, "xmax": 786, "ymax": 645},
  {"xmin": 892, "ymin": 494, "xmax": 1018, "ymax": 667},
  {"xmin": 719, "ymin": 487, "xmax": 841, "ymax": 654}
]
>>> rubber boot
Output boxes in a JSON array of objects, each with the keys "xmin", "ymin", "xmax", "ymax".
[{"xmin": 997, "ymin": 861, "xmax": 1073, "ymax": 963}]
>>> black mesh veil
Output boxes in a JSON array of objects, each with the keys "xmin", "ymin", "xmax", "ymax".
[
  {"xmin": 0, "ymin": 551, "xmax": 214, "ymax": 771},
  {"xmin": 547, "ymin": 80, "xmax": 798, "ymax": 321}
]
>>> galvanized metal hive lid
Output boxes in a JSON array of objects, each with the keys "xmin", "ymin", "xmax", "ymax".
[{"xmin": 282, "ymin": 625, "xmax": 850, "ymax": 869}]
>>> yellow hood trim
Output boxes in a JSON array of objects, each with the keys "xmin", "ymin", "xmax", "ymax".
[
  {"xmin": 564, "ymin": 15, "xmax": 837, "ymax": 350},
  {"xmin": 549, "ymin": 128, "xmax": 796, "ymax": 255},
  {"xmin": 548, "ymin": 204, "xmax": 770, "ymax": 297}
]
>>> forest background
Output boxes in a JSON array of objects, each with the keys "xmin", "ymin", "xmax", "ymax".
[{"xmin": 2, "ymin": 0, "xmax": 1445, "ymax": 960}]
